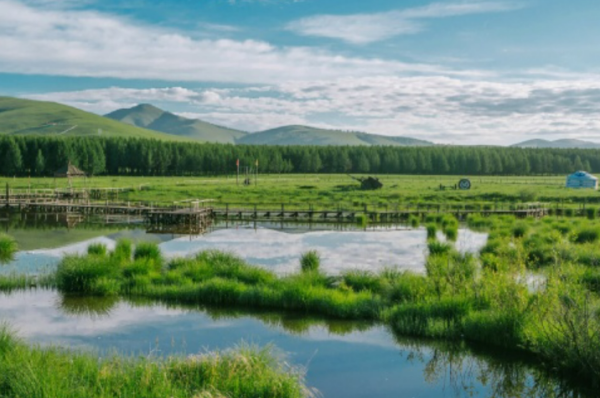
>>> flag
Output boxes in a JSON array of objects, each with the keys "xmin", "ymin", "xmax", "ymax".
[
  {"xmin": 255, "ymin": 159, "xmax": 259, "ymax": 167},
  {"xmin": 236, "ymin": 159, "xmax": 239, "ymax": 167}
]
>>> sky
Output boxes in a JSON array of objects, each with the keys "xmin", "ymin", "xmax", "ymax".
[{"xmin": 1, "ymin": 0, "xmax": 600, "ymax": 145}]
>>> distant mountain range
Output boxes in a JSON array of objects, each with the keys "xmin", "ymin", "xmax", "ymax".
[
  {"xmin": 0, "ymin": 97, "xmax": 188, "ymax": 141},
  {"xmin": 107, "ymin": 103, "xmax": 433, "ymax": 146},
  {"xmin": 105, "ymin": 104, "xmax": 246, "ymax": 144},
  {"xmin": 511, "ymin": 139, "xmax": 600, "ymax": 149},
  {"xmin": 6, "ymin": 96, "xmax": 598, "ymax": 148},
  {"xmin": 237, "ymin": 125, "xmax": 432, "ymax": 146}
]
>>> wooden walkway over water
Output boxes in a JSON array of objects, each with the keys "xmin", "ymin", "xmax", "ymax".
[{"xmin": 212, "ymin": 206, "xmax": 549, "ymax": 222}]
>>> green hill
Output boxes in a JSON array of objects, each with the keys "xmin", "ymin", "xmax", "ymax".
[
  {"xmin": 0, "ymin": 97, "xmax": 188, "ymax": 140},
  {"xmin": 511, "ymin": 138, "xmax": 600, "ymax": 149},
  {"xmin": 106, "ymin": 104, "xmax": 247, "ymax": 144},
  {"xmin": 237, "ymin": 125, "xmax": 433, "ymax": 146}
]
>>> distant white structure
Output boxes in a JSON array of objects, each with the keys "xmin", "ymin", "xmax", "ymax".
[{"xmin": 566, "ymin": 171, "xmax": 598, "ymax": 189}]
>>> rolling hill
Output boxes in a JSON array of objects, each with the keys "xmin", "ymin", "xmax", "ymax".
[
  {"xmin": 511, "ymin": 138, "xmax": 600, "ymax": 149},
  {"xmin": 0, "ymin": 97, "xmax": 187, "ymax": 140},
  {"xmin": 106, "ymin": 104, "xmax": 247, "ymax": 144},
  {"xmin": 237, "ymin": 125, "xmax": 433, "ymax": 146}
]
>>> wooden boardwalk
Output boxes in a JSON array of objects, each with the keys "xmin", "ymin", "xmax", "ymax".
[
  {"xmin": 213, "ymin": 206, "xmax": 549, "ymax": 221},
  {"xmin": 0, "ymin": 197, "xmax": 215, "ymax": 234}
]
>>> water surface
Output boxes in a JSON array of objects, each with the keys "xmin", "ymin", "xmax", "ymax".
[{"xmin": 0, "ymin": 289, "xmax": 588, "ymax": 398}]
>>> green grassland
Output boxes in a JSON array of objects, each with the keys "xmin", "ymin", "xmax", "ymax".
[
  {"xmin": 0, "ymin": 97, "xmax": 190, "ymax": 141},
  {"xmin": 2, "ymin": 174, "xmax": 599, "ymax": 210}
]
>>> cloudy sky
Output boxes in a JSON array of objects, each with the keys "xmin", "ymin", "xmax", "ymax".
[{"xmin": 1, "ymin": 0, "xmax": 600, "ymax": 145}]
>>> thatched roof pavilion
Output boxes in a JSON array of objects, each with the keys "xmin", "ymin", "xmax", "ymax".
[{"xmin": 54, "ymin": 162, "xmax": 86, "ymax": 178}]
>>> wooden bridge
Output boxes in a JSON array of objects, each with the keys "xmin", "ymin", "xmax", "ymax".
[
  {"xmin": 212, "ymin": 203, "xmax": 550, "ymax": 222},
  {"xmin": 0, "ymin": 196, "xmax": 215, "ymax": 234}
]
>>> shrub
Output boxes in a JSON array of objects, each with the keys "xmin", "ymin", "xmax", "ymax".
[
  {"xmin": 0, "ymin": 234, "xmax": 18, "ymax": 264},
  {"xmin": 586, "ymin": 207, "xmax": 598, "ymax": 220},
  {"xmin": 565, "ymin": 208, "xmax": 575, "ymax": 217},
  {"xmin": 112, "ymin": 239, "xmax": 132, "ymax": 262},
  {"xmin": 300, "ymin": 250, "xmax": 320, "ymax": 273},
  {"xmin": 426, "ymin": 224, "xmax": 437, "ymax": 239},
  {"xmin": 443, "ymin": 226, "xmax": 458, "ymax": 241},
  {"xmin": 575, "ymin": 227, "xmax": 600, "ymax": 244},
  {"xmin": 56, "ymin": 255, "xmax": 120, "ymax": 295},
  {"xmin": 134, "ymin": 242, "xmax": 163, "ymax": 265},
  {"xmin": 408, "ymin": 215, "xmax": 420, "ymax": 228},
  {"xmin": 343, "ymin": 270, "xmax": 380, "ymax": 292},
  {"xmin": 427, "ymin": 240, "xmax": 452, "ymax": 256},
  {"xmin": 87, "ymin": 243, "xmax": 107, "ymax": 257},
  {"xmin": 512, "ymin": 222, "xmax": 529, "ymax": 238},
  {"xmin": 518, "ymin": 188, "xmax": 538, "ymax": 202}
]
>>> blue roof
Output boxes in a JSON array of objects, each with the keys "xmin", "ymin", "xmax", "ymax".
[{"xmin": 568, "ymin": 171, "xmax": 597, "ymax": 180}]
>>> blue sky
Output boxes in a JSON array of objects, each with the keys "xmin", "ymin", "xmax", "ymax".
[{"xmin": 1, "ymin": 0, "xmax": 600, "ymax": 144}]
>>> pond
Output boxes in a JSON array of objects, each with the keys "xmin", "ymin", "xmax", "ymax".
[
  {"xmin": 0, "ymin": 217, "xmax": 487, "ymax": 275},
  {"xmin": 1, "ymin": 215, "xmax": 589, "ymax": 397},
  {"xmin": 0, "ymin": 289, "xmax": 590, "ymax": 398}
]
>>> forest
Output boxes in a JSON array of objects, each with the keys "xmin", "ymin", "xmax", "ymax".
[{"xmin": 0, "ymin": 135, "xmax": 597, "ymax": 177}]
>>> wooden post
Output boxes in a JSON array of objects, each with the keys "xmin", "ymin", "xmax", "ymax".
[{"xmin": 5, "ymin": 183, "xmax": 8, "ymax": 209}]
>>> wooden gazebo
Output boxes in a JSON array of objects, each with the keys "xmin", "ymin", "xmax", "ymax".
[{"xmin": 54, "ymin": 162, "xmax": 86, "ymax": 178}]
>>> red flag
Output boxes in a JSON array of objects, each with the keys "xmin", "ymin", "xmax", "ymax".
[{"xmin": 236, "ymin": 159, "xmax": 239, "ymax": 167}]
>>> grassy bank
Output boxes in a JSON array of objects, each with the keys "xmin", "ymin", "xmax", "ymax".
[
  {"xmin": 0, "ymin": 326, "xmax": 309, "ymax": 398},
  {"xmin": 2, "ymin": 174, "xmax": 598, "ymax": 210}
]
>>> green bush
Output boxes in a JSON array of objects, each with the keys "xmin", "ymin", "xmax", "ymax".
[
  {"xmin": 426, "ymin": 223, "xmax": 437, "ymax": 239},
  {"xmin": 427, "ymin": 240, "xmax": 452, "ymax": 256},
  {"xmin": 408, "ymin": 215, "xmax": 420, "ymax": 228},
  {"xmin": 134, "ymin": 242, "xmax": 163, "ymax": 265},
  {"xmin": 56, "ymin": 255, "xmax": 120, "ymax": 295},
  {"xmin": 575, "ymin": 227, "xmax": 600, "ymax": 244},
  {"xmin": 586, "ymin": 207, "xmax": 598, "ymax": 220},
  {"xmin": 112, "ymin": 239, "xmax": 132, "ymax": 262},
  {"xmin": 0, "ymin": 234, "xmax": 18, "ymax": 264},
  {"xmin": 512, "ymin": 222, "xmax": 529, "ymax": 238},
  {"xmin": 300, "ymin": 250, "xmax": 320, "ymax": 273},
  {"xmin": 87, "ymin": 243, "xmax": 107, "ymax": 257}
]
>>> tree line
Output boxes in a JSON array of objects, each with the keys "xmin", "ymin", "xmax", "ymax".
[{"xmin": 0, "ymin": 135, "xmax": 598, "ymax": 177}]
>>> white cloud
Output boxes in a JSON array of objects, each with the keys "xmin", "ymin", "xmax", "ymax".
[
  {"xmin": 287, "ymin": 1, "xmax": 523, "ymax": 44},
  {"xmin": 26, "ymin": 75, "xmax": 600, "ymax": 145},
  {"xmin": 0, "ymin": 0, "xmax": 479, "ymax": 83}
]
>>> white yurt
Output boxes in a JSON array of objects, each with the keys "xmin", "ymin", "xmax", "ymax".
[{"xmin": 565, "ymin": 171, "xmax": 598, "ymax": 189}]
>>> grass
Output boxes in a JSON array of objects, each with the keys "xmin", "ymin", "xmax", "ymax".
[
  {"xmin": 3, "ymin": 174, "xmax": 600, "ymax": 213},
  {"xmin": 300, "ymin": 250, "xmax": 320, "ymax": 273},
  {"xmin": 0, "ymin": 234, "xmax": 18, "ymax": 264},
  {"xmin": 0, "ymin": 325, "xmax": 309, "ymax": 398}
]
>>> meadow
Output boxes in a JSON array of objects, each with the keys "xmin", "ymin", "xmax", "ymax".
[{"xmin": 2, "ymin": 174, "xmax": 599, "ymax": 211}]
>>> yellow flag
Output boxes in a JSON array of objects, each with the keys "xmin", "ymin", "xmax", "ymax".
[{"xmin": 255, "ymin": 159, "xmax": 259, "ymax": 167}]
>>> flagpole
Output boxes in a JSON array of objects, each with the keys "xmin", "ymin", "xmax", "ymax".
[
  {"xmin": 255, "ymin": 159, "xmax": 258, "ymax": 186},
  {"xmin": 236, "ymin": 159, "xmax": 239, "ymax": 186}
]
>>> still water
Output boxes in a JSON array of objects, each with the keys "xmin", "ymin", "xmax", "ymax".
[
  {"xmin": 0, "ymin": 219, "xmax": 487, "ymax": 275},
  {"xmin": 0, "ymin": 289, "xmax": 588, "ymax": 398},
  {"xmin": 0, "ymin": 217, "xmax": 590, "ymax": 397}
]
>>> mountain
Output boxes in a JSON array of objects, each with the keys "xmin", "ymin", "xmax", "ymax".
[
  {"xmin": 106, "ymin": 104, "xmax": 247, "ymax": 144},
  {"xmin": 0, "ymin": 97, "xmax": 187, "ymax": 140},
  {"xmin": 237, "ymin": 125, "xmax": 433, "ymax": 146},
  {"xmin": 511, "ymin": 138, "xmax": 600, "ymax": 149}
]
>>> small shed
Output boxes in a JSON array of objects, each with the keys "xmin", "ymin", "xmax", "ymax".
[
  {"xmin": 54, "ymin": 162, "xmax": 86, "ymax": 178},
  {"xmin": 565, "ymin": 171, "xmax": 598, "ymax": 190}
]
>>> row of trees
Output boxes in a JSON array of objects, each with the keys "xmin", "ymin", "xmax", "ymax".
[{"xmin": 0, "ymin": 135, "xmax": 598, "ymax": 177}]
